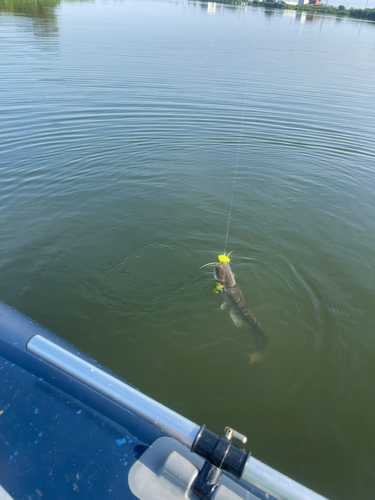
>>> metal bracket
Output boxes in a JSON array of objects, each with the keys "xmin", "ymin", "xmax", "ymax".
[
  {"xmin": 128, "ymin": 436, "xmax": 258, "ymax": 500},
  {"xmin": 190, "ymin": 426, "xmax": 250, "ymax": 500}
]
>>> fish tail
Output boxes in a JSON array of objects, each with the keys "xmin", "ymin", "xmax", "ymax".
[{"xmin": 248, "ymin": 321, "xmax": 268, "ymax": 363}]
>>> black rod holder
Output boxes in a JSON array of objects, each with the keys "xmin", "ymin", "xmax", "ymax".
[
  {"xmin": 192, "ymin": 462, "xmax": 223, "ymax": 500},
  {"xmin": 190, "ymin": 425, "xmax": 250, "ymax": 500}
]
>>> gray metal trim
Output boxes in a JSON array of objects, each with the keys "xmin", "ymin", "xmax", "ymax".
[
  {"xmin": 27, "ymin": 335, "xmax": 329, "ymax": 500},
  {"xmin": 242, "ymin": 457, "xmax": 328, "ymax": 500},
  {"xmin": 26, "ymin": 335, "xmax": 200, "ymax": 447}
]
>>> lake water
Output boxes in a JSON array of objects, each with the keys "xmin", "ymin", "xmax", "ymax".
[{"xmin": 1, "ymin": 1, "xmax": 375, "ymax": 498}]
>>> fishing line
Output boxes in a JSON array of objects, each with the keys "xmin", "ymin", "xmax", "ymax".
[{"xmin": 223, "ymin": 71, "xmax": 252, "ymax": 256}]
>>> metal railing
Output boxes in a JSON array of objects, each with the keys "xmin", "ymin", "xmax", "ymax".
[{"xmin": 27, "ymin": 335, "xmax": 328, "ymax": 500}]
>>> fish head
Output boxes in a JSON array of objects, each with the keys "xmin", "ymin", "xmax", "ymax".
[
  {"xmin": 214, "ymin": 261, "xmax": 236, "ymax": 288},
  {"xmin": 213, "ymin": 255, "xmax": 236, "ymax": 288},
  {"xmin": 200, "ymin": 254, "xmax": 236, "ymax": 288},
  {"xmin": 213, "ymin": 261, "xmax": 226, "ymax": 284}
]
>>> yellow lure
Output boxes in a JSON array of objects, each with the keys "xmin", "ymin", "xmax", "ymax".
[{"xmin": 218, "ymin": 255, "xmax": 230, "ymax": 263}]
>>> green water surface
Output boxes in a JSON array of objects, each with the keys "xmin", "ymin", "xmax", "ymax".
[{"xmin": 1, "ymin": 1, "xmax": 375, "ymax": 498}]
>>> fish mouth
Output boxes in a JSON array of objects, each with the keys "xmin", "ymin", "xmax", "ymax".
[
  {"xmin": 214, "ymin": 274, "xmax": 225, "ymax": 287},
  {"xmin": 199, "ymin": 252, "xmax": 232, "ymax": 270}
]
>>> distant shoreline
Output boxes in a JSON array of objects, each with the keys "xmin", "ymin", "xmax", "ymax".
[{"xmin": 197, "ymin": 0, "xmax": 375, "ymax": 22}]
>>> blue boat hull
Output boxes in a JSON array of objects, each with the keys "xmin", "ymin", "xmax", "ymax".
[
  {"xmin": 0, "ymin": 302, "xmax": 161, "ymax": 500},
  {"xmin": 0, "ymin": 302, "xmax": 327, "ymax": 500}
]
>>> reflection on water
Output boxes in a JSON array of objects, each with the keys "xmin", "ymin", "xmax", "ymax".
[
  {"xmin": 296, "ymin": 11, "xmax": 318, "ymax": 22},
  {"xmin": 264, "ymin": 8, "xmax": 275, "ymax": 18},
  {"xmin": 203, "ymin": 1, "xmax": 322, "ymax": 23},
  {"xmin": 207, "ymin": 1, "xmax": 219, "ymax": 13},
  {"xmin": 283, "ymin": 8, "xmax": 296, "ymax": 17},
  {"xmin": 0, "ymin": 0, "xmax": 91, "ymax": 37},
  {"xmin": 0, "ymin": 0, "xmax": 60, "ymax": 35},
  {"xmin": 0, "ymin": 0, "xmax": 60, "ymax": 17}
]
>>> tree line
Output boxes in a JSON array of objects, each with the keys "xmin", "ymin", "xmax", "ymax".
[{"xmin": 206, "ymin": 0, "xmax": 375, "ymax": 21}]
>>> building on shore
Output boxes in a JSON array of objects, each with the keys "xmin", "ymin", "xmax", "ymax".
[
  {"xmin": 279, "ymin": 0, "xmax": 321, "ymax": 5},
  {"xmin": 281, "ymin": 0, "xmax": 321, "ymax": 5}
]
